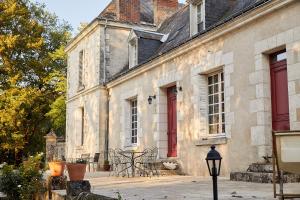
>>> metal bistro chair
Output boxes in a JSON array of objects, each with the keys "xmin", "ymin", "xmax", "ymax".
[
  {"xmin": 272, "ymin": 130, "xmax": 300, "ymax": 199},
  {"xmin": 108, "ymin": 149, "xmax": 118, "ymax": 176},
  {"xmin": 142, "ymin": 147, "xmax": 159, "ymax": 177},
  {"xmin": 135, "ymin": 148, "xmax": 150, "ymax": 177},
  {"xmin": 88, "ymin": 153, "xmax": 100, "ymax": 172},
  {"xmin": 116, "ymin": 149, "xmax": 131, "ymax": 177},
  {"xmin": 108, "ymin": 149, "xmax": 129, "ymax": 177}
]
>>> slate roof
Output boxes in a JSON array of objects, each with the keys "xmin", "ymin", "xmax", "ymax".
[{"xmin": 107, "ymin": 0, "xmax": 272, "ymax": 83}]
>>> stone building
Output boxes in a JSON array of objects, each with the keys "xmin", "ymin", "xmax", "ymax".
[{"xmin": 66, "ymin": 0, "xmax": 300, "ymax": 176}]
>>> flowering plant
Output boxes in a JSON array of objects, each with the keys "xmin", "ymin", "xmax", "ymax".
[{"xmin": 0, "ymin": 153, "xmax": 46, "ymax": 200}]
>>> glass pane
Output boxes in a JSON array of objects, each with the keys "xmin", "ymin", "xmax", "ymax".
[
  {"xmin": 208, "ymin": 86, "xmax": 213, "ymax": 94},
  {"xmin": 214, "ymin": 94, "xmax": 219, "ymax": 103},
  {"xmin": 208, "ymin": 76, "xmax": 213, "ymax": 85},
  {"xmin": 209, "ymin": 105, "xmax": 213, "ymax": 114},
  {"xmin": 277, "ymin": 52, "xmax": 287, "ymax": 61},
  {"xmin": 214, "ymin": 74, "xmax": 218, "ymax": 83},
  {"xmin": 209, "ymin": 125, "xmax": 218, "ymax": 134},
  {"xmin": 214, "ymin": 84, "xmax": 218, "ymax": 93},
  {"xmin": 221, "ymin": 72, "xmax": 224, "ymax": 81},
  {"xmin": 221, "ymin": 82, "xmax": 224, "ymax": 91},
  {"xmin": 221, "ymin": 92, "xmax": 224, "ymax": 102},
  {"xmin": 213, "ymin": 114, "xmax": 219, "ymax": 123},
  {"xmin": 209, "ymin": 95, "xmax": 213, "ymax": 104},
  {"xmin": 222, "ymin": 113, "xmax": 225, "ymax": 123},
  {"xmin": 222, "ymin": 103, "xmax": 225, "ymax": 112},
  {"xmin": 271, "ymin": 51, "xmax": 287, "ymax": 63},
  {"xmin": 209, "ymin": 115, "xmax": 213, "ymax": 124},
  {"xmin": 214, "ymin": 104, "xmax": 219, "ymax": 113}
]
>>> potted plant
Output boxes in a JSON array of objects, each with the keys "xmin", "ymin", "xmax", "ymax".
[
  {"xmin": 66, "ymin": 159, "xmax": 87, "ymax": 181},
  {"xmin": 103, "ymin": 160, "xmax": 110, "ymax": 171}
]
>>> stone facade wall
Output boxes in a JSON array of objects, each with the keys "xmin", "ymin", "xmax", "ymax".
[
  {"xmin": 67, "ymin": 27, "xmax": 101, "ymax": 99},
  {"xmin": 249, "ymin": 2, "xmax": 300, "ymax": 161},
  {"xmin": 107, "ymin": 1, "xmax": 300, "ymax": 176},
  {"xmin": 66, "ymin": 88, "xmax": 107, "ymax": 159},
  {"xmin": 66, "ymin": 25, "xmax": 105, "ymax": 159},
  {"xmin": 101, "ymin": 27, "xmax": 131, "ymax": 81}
]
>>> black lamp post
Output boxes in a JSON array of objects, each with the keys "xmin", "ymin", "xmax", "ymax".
[{"xmin": 206, "ymin": 145, "xmax": 222, "ymax": 200}]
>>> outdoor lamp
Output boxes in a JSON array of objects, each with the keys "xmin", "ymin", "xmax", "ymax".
[
  {"xmin": 148, "ymin": 95, "xmax": 156, "ymax": 105},
  {"xmin": 206, "ymin": 145, "xmax": 222, "ymax": 200},
  {"xmin": 175, "ymin": 86, "xmax": 183, "ymax": 94}
]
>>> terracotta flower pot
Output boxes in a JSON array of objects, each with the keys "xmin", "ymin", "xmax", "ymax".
[
  {"xmin": 49, "ymin": 161, "xmax": 66, "ymax": 177},
  {"xmin": 103, "ymin": 164, "xmax": 110, "ymax": 171},
  {"xmin": 66, "ymin": 163, "xmax": 87, "ymax": 181}
]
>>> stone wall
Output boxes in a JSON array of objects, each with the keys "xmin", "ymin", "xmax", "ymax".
[
  {"xmin": 67, "ymin": 26, "xmax": 101, "ymax": 99},
  {"xmin": 107, "ymin": 1, "xmax": 300, "ymax": 176}
]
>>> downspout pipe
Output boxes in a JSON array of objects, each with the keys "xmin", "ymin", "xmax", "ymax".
[
  {"xmin": 103, "ymin": 19, "xmax": 108, "ymax": 83},
  {"xmin": 103, "ymin": 19, "xmax": 109, "ymax": 160}
]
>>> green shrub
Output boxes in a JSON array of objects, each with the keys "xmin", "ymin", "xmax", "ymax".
[{"xmin": 0, "ymin": 153, "xmax": 46, "ymax": 200}]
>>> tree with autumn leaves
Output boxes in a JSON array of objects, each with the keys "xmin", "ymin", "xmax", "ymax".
[{"xmin": 0, "ymin": 0, "xmax": 71, "ymax": 164}]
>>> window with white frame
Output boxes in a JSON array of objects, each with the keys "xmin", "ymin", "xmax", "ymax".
[
  {"xmin": 208, "ymin": 71, "xmax": 225, "ymax": 135},
  {"xmin": 197, "ymin": 2, "xmax": 203, "ymax": 32},
  {"xmin": 190, "ymin": 0, "xmax": 205, "ymax": 36},
  {"xmin": 130, "ymin": 99, "xmax": 138, "ymax": 144},
  {"xmin": 129, "ymin": 38, "xmax": 138, "ymax": 68},
  {"xmin": 78, "ymin": 50, "xmax": 84, "ymax": 88}
]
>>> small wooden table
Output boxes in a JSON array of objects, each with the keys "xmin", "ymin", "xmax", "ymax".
[{"xmin": 117, "ymin": 150, "xmax": 148, "ymax": 177}]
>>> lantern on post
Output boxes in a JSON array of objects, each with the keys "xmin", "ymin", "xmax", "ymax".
[{"xmin": 206, "ymin": 145, "xmax": 222, "ymax": 200}]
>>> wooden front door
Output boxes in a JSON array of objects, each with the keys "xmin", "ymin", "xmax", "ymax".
[
  {"xmin": 167, "ymin": 86, "xmax": 177, "ymax": 157},
  {"xmin": 270, "ymin": 51, "xmax": 290, "ymax": 131}
]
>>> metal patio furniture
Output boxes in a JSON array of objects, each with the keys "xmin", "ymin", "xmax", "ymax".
[
  {"xmin": 272, "ymin": 130, "xmax": 300, "ymax": 199},
  {"xmin": 141, "ymin": 147, "xmax": 159, "ymax": 177},
  {"xmin": 108, "ymin": 149, "xmax": 130, "ymax": 177},
  {"xmin": 88, "ymin": 152, "xmax": 100, "ymax": 172},
  {"xmin": 117, "ymin": 149, "xmax": 148, "ymax": 177}
]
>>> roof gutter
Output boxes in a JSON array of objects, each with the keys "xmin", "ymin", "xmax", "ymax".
[{"xmin": 106, "ymin": 0, "xmax": 294, "ymax": 88}]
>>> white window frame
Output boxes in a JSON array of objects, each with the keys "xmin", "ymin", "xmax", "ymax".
[
  {"xmin": 190, "ymin": 0, "xmax": 205, "ymax": 36},
  {"xmin": 207, "ymin": 71, "xmax": 225, "ymax": 136},
  {"xmin": 130, "ymin": 99, "xmax": 138, "ymax": 144}
]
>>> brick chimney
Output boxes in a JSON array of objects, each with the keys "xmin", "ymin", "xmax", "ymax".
[
  {"xmin": 117, "ymin": 0, "xmax": 141, "ymax": 23},
  {"xmin": 153, "ymin": 0, "xmax": 178, "ymax": 25}
]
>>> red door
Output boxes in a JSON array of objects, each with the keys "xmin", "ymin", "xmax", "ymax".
[
  {"xmin": 167, "ymin": 86, "xmax": 177, "ymax": 157},
  {"xmin": 270, "ymin": 51, "xmax": 290, "ymax": 131}
]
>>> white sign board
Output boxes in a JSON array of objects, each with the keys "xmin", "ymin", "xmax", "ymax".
[{"xmin": 281, "ymin": 136, "xmax": 300, "ymax": 162}]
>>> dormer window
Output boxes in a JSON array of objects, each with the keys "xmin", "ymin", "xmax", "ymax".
[
  {"xmin": 129, "ymin": 38, "xmax": 138, "ymax": 68},
  {"xmin": 197, "ymin": 3, "xmax": 203, "ymax": 32},
  {"xmin": 190, "ymin": 0, "xmax": 205, "ymax": 36}
]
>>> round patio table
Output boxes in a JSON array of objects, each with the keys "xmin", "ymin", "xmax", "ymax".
[{"xmin": 117, "ymin": 150, "xmax": 148, "ymax": 177}]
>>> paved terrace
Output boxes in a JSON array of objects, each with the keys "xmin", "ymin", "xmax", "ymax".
[{"xmin": 83, "ymin": 172, "xmax": 300, "ymax": 200}]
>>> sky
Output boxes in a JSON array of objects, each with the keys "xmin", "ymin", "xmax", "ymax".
[{"xmin": 34, "ymin": 0, "xmax": 186, "ymax": 34}]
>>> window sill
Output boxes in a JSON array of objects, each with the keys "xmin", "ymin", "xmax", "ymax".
[{"xmin": 196, "ymin": 136, "xmax": 227, "ymax": 146}]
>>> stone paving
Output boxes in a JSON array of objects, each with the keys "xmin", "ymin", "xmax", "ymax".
[{"xmin": 84, "ymin": 173, "xmax": 300, "ymax": 200}]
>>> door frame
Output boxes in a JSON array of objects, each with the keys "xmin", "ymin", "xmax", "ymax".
[
  {"xmin": 269, "ymin": 50, "xmax": 290, "ymax": 131},
  {"xmin": 167, "ymin": 85, "xmax": 177, "ymax": 157}
]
